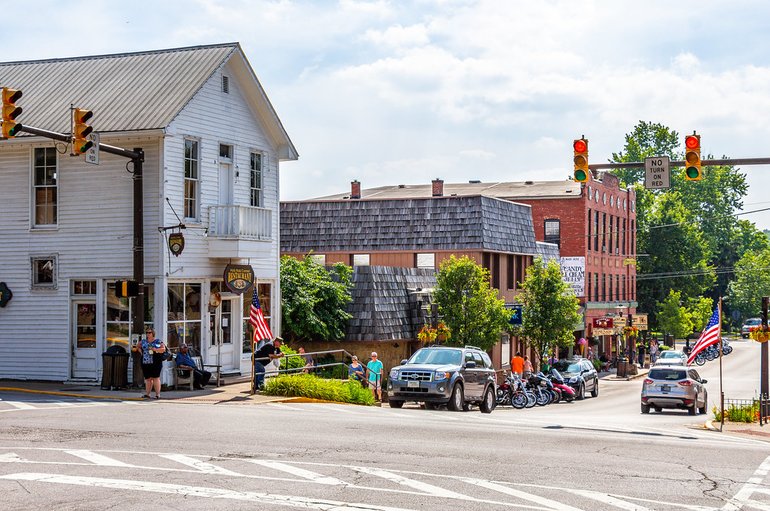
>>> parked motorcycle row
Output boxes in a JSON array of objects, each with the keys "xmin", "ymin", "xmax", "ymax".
[
  {"xmin": 496, "ymin": 369, "xmax": 581, "ymax": 409},
  {"xmin": 687, "ymin": 340, "xmax": 733, "ymax": 366}
]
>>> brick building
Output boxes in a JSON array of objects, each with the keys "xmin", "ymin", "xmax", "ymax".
[{"xmin": 316, "ymin": 175, "xmax": 637, "ymax": 357}]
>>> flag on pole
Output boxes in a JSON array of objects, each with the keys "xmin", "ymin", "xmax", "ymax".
[
  {"xmin": 686, "ymin": 306, "xmax": 721, "ymax": 365},
  {"xmin": 250, "ymin": 286, "xmax": 273, "ymax": 344}
]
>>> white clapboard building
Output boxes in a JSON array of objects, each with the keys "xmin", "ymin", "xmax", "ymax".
[{"xmin": 0, "ymin": 43, "xmax": 297, "ymax": 382}]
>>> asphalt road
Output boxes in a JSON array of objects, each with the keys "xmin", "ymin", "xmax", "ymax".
[{"xmin": 1, "ymin": 339, "xmax": 768, "ymax": 510}]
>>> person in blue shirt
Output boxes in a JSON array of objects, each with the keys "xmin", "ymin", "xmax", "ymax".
[
  {"xmin": 175, "ymin": 344, "xmax": 211, "ymax": 389},
  {"xmin": 366, "ymin": 352, "xmax": 384, "ymax": 401}
]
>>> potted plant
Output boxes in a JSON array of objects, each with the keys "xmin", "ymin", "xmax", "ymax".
[
  {"xmin": 435, "ymin": 322, "xmax": 451, "ymax": 343},
  {"xmin": 417, "ymin": 325, "xmax": 437, "ymax": 344},
  {"xmin": 750, "ymin": 325, "xmax": 770, "ymax": 343}
]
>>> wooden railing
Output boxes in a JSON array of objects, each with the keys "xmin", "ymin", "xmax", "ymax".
[{"xmin": 208, "ymin": 205, "xmax": 272, "ymax": 239}]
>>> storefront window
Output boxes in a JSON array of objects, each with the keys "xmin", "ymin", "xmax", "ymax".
[
  {"xmin": 167, "ymin": 283, "xmax": 202, "ymax": 351},
  {"xmin": 106, "ymin": 283, "xmax": 154, "ymax": 349},
  {"xmin": 242, "ymin": 282, "xmax": 272, "ymax": 353}
]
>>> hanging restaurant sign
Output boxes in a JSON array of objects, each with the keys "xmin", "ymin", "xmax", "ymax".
[
  {"xmin": 0, "ymin": 282, "xmax": 12, "ymax": 308},
  {"xmin": 223, "ymin": 264, "xmax": 254, "ymax": 294},
  {"xmin": 592, "ymin": 317, "xmax": 613, "ymax": 329},
  {"xmin": 168, "ymin": 232, "xmax": 185, "ymax": 257}
]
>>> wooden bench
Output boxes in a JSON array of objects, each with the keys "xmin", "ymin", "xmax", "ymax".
[{"xmin": 173, "ymin": 353, "xmax": 221, "ymax": 390}]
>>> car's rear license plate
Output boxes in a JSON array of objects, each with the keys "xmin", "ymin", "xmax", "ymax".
[
  {"xmin": 661, "ymin": 385, "xmax": 670, "ymax": 392},
  {"xmin": 408, "ymin": 381, "xmax": 420, "ymax": 388}
]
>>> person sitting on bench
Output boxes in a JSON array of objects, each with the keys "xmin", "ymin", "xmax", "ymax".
[{"xmin": 176, "ymin": 344, "xmax": 211, "ymax": 389}]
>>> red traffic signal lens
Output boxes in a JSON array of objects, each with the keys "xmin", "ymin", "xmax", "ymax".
[
  {"xmin": 685, "ymin": 135, "xmax": 699, "ymax": 149},
  {"xmin": 573, "ymin": 139, "xmax": 587, "ymax": 153}
]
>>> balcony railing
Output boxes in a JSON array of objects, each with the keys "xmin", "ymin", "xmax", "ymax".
[{"xmin": 208, "ymin": 205, "xmax": 272, "ymax": 240}]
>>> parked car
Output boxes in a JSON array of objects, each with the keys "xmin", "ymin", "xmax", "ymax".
[
  {"xmin": 742, "ymin": 318, "xmax": 762, "ymax": 338},
  {"xmin": 551, "ymin": 358, "xmax": 598, "ymax": 399},
  {"xmin": 387, "ymin": 345, "xmax": 496, "ymax": 413},
  {"xmin": 653, "ymin": 350, "xmax": 687, "ymax": 366},
  {"xmin": 641, "ymin": 365, "xmax": 708, "ymax": 415}
]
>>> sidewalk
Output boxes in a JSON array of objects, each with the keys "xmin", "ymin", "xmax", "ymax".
[
  {"xmin": 599, "ymin": 366, "xmax": 649, "ymax": 381},
  {"xmin": 0, "ymin": 379, "xmax": 292, "ymax": 405}
]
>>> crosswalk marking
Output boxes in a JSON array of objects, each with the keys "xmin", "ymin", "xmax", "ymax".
[
  {"xmin": 352, "ymin": 466, "xmax": 472, "ymax": 500},
  {"xmin": 4, "ymin": 401, "xmax": 35, "ymax": 409},
  {"xmin": 562, "ymin": 489, "xmax": 654, "ymax": 511},
  {"xmin": 247, "ymin": 460, "xmax": 349, "ymax": 485},
  {"xmin": 462, "ymin": 477, "xmax": 584, "ymax": 511},
  {"xmin": 66, "ymin": 450, "xmax": 132, "ymax": 467},
  {"xmin": 0, "ymin": 472, "xmax": 420, "ymax": 511},
  {"xmin": 0, "ymin": 453, "xmax": 25, "ymax": 463},
  {"xmin": 159, "ymin": 454, "xmax": 241, "ymax": 476},
  {"xmin": 721, "ymin": 454, "xmax": 770, "ymax": 511}
]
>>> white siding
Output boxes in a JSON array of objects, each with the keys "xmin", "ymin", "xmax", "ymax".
[
  {"xmin": 0, "ymin": 137, "xmax": 161, "ymax": 380},
  {"xmin": 165, "ymin": 60, "xmax": 281, "ymax": 282}
]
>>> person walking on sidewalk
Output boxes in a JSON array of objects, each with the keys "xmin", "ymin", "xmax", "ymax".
[
  {"xmin": 366, "ymin": 352, "xmax": 384, "ymax": 401},
  {"xmin": 135, "ymin": 329, "xmax": 166, "ymax": 399},
  {"xmin": 511, "ymin": 352, "xmax": 524, "ymax": 378}
]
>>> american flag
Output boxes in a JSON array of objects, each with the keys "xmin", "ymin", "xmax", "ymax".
[
  {"xmin": 686, "ymin": 306, "xmax": 721, "ymax": 365},
  {"xmin": 250, "ymin": 286, "xmax": 273, "ymax": 344}
]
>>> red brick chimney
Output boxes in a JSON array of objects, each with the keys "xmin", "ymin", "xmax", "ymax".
[
  {"xmin": 432, "ymin": 178, "xmax": 444, "ymax": 197},
  {"xmin": 351, "ymin": 180, "xmax": 361, "ymax": 200}
]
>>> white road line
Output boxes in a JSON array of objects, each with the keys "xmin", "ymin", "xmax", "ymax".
[
  {"xmin": 562, "ymin": 489, "xmax": 653, "ymax": 511},
  {"xmin": 66, "ymin": 450, "xmax": 132, "ymax": 467},
  {"xmin": 4, "ymin": 401, "xmax": 35, "ymax": 409},
  {"xmin": 461, "ymin": 477, "xmax": 584, "ymax": 511},
  {"xmin": 247, "ymin": 460, "xmax": 349, "ymax": 485},
  {"xmin": 721, "ymin": 454, "xmax": 770, "ymax": 511},
  {"xmin": 158, "ymin": 454, "xmax": 241, "ymax": 476},
  {"xmin": 0, "ymin": 453, "xmax": 24, "ymax": 463},
  {"xmin": 0, "ymin": 473, "xmax": 419, "ymax": 511},
  {"xmin": 264, "ymin": 402, "xmax": 307, "ymax": 412},
  {"xmin": 353, "ymin": 466, "xmax": 472, "ymax": 500}
]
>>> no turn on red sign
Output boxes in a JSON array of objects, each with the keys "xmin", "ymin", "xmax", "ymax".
[{"xmin": 644, "ymin": 156, "xmax": 670, "ymax": 190}]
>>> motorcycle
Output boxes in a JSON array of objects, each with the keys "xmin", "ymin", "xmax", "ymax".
[
  {"xmin": 548, "ymin": 368, "xmax": 576, "ymax": 403},
  {"xmin": 528, "ymin": 373, "xmax": 552, "ymax": 406}
]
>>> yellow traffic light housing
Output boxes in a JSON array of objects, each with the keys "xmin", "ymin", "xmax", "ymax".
[
  {"xmin": 573, "ymin": 138, "xmax": 589, "ymax": 183},
  {"xmin": 72, "ymin": 108, "xmax": 94, "ymax": 155},
  {"xmin": 1, "ymin": 87, "xmax": 23, "ymax": 138},
  {"xmin": 684, "ymin": 134, "xmax": 702, "ymax": 181}
]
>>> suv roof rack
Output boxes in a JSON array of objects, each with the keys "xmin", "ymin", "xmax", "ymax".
[{"xmin": 464, "ymin": 345, "xmax": 483, "ymax": 351}]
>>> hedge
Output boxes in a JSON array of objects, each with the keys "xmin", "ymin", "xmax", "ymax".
[{"xmin": 263, "ymin": 374, "xmax": 376, "ymax": 406}]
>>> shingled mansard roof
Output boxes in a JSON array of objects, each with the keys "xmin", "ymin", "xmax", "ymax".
[
  {"xmin": 0, "ymin": 43, "xmax": 297, "ymax": 159},
  {"xmin": 281, "ymin": 195, "xmax": 539, "ymax": 255},
  {"xmin": 346, "ymin": 266, "xmax": 437, "ymax": 342}
]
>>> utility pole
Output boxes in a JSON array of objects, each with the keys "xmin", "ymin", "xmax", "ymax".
[{"xmin": 762, "ymin": 297, "xmax": 768, "ymax": 405}]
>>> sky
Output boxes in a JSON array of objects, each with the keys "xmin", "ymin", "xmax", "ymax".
[{"xmin": 5, "ymin": 0, "xmax": 770, "ymax": 228}]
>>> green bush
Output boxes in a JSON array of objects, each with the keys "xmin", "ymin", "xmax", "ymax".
[
  {"xmin": 592, "ymin": 359, "xmax": 601, "ymax": 371},
  {"xmin": 712, "ymin": 402, "xmax": 759, "ymax": 423},
  {"xmin": 264, "ymin": 374, "xmax": 376, "ymax": 405}
]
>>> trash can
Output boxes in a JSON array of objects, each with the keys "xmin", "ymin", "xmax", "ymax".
[
  {"xmin": 101, "ymin": 345, "xmax": 129, "ymax": 390},
  {"xmin": 665, "ymin": 334, "xmax": 674, "ymax": 348}
]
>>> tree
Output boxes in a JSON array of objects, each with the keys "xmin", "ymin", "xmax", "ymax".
[
  {"xmin": 280, "ymin": 255, "xmax": 353, "ymax": 342},
  {"xmin": 688, "ymin": 296, "xmax": 715, "ymax": 333},
  {"xmin": 637, "ymin": 192, "xmax": 715, "ymax": 321},
  {"xmin": 433, "ymin": 255, "xmax": 510, "ymax": 351},
  {"xmin": 728, "ymin": 248, "xmax": 770, "ymax": 320},
  {"xmin": 513, "ymin": 257, "xmax": 581, "ymax": 366},
  {"xmin": 611, "ymin": 121, "xmax": 680, "ymax": 187},
  {"xmin": 655, "ymin": 290, "xmax": 693, "ymax": 340}
]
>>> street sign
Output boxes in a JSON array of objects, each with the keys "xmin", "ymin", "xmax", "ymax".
[
  {"xmin": 644, "ymin": 156, "xmax": 670, "ymax": 190},
  {"xmin": 632, "ymin": 313, "xmax": 648, "ymax": 331},
  {"xmin": 507, "ymin": 304, "xmax": 523, "ymax": 325},
  {"xmin": 85, "ymin": 132, "xmax": 99, "ymax": 165}
]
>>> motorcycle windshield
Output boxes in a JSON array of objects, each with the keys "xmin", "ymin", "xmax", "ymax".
[{"xmin": 550, "ymin": 368, "xmax": 564, "ymax": 380}]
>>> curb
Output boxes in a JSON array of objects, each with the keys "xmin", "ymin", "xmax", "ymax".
[
  {"xmin": 704, "ymin": 420, "xmax": 720, "ymax": 431},
  {"xmin": 0, "ymin": 387, "xmax": 144, "ymax": 401}
]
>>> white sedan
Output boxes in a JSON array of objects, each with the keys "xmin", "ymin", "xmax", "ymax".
[{"xmin": 654, "ymin": 350, "xmax": 688, "ymax": 366}]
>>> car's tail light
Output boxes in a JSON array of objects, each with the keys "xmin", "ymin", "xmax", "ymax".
[
  {"xmin": 643, "ymin": 379, "xmax": 654, "ymax": 385},
  {"xmin": 678, "ymin": 380, "xmax": 693, "ymax": 387}
]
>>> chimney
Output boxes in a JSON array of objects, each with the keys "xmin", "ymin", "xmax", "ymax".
[
  {"xmin": 351, "ymin": 180, "xmax": 361, "ymax": 200},
  {"xmin": 432, "ymin": 178, "xmax": 444, "ymax": 197}
]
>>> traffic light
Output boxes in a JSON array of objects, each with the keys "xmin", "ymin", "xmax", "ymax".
[
  {"xmin": 115, "ymin": 280, "xmax": 139, "ymax": 298},
  {"xmin": 573, "ymin": 137, "xmax": 589, "ymax": 183},
  {"xmin": 72, "ymin": 108, "xmax": 94, "ymax": 155},
  {"xmin": 684, "ymin": 133, "xmax": 702, "ymax": 181},
  {"xmin": 1, "ymin": 87, "xmax": 23, "ymax": 138}
]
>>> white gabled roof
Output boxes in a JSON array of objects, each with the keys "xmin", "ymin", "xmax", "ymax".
[{"xmin": 0, "ymin": 42, "xmax": 297, "ymax": 159}]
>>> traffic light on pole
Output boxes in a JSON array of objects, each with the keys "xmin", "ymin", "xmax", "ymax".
[
  {"xmin": 72, "ymin": 108, "xmax": 94, "ymax": 155},
  {"xmin": 573, "ymin": 137, "xmax": 589, "ymax": 183},
  {"xmin": 1, "ymin": 87, "xmax": 23, "ymax": 138},
  {"xmin": 684, "ymin": 133, "xmax": 702, "ymax": 181}
]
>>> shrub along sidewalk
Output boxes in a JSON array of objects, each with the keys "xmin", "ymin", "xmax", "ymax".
[{"xmin": 264, "ymin": 374, "xmax": 376, "ymax": 406}]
